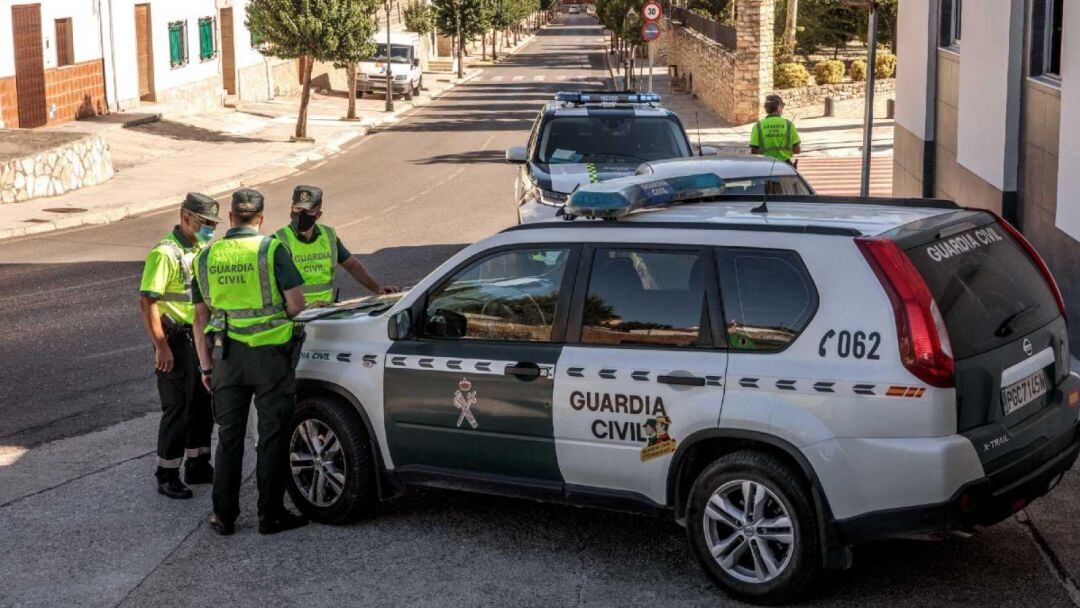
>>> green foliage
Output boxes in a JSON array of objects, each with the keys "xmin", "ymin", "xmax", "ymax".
[
  {"xmin": 874, "ymin": 52, "xmax": 896, "ymax": 78},
  {"xmin": 245, "ymin": 0, "xmax": 378, "ymax": 62},
  {"xmin": 850, "ymin": 58, "xmax": 867, "ymax": 82},
  {"xmin": 797, "ymin": 0, "xmax": 860, "ymax": 57},
  {"xmin": 812, "ymin": 59, "xmax": 844, "ymax": 85},
  {"xmin": 433, "ymin": 0, "xmax": 492, "ymax": 38},
  {"xmin": 489, "ymin": 0, "xmax": 518, "ymax": 30},
  {"xmin": 774, "ymin": 62, "xmax": 811, "ymax": 89},
  {"xmin": 403, "ymin": 0, "xmax": 434, "ymax": 35},
  {"xmin": 686, "ymin": 0, "xmax": 731, "ymax": 21}
]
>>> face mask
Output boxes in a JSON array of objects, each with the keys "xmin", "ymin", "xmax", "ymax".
[
  {"xmin": 195, "ymin": 224, "xmax": 215, "ymax": 242},
  {"xmin": 294, "ymin": 212, "xmax": 317, "ymax": 232}
]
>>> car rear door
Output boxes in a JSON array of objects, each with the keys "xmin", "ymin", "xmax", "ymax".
[
  {"xmin": 384, "ymin": 245, "xmax": 579, "ymax": 491},
  {"xmin": 553, "ymin": 244, "xmax": 727, "ymax": 507}
]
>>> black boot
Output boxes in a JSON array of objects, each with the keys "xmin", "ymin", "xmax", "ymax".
[
  {"xmin": 259, "ymin": 510, "xmax": 309, "ymax": 535},
  {"xmin": 208, "ymin": 513, "xmax": 235, "ymax": 536},
  {"xmin": 156, "ymin": 468, "xmax": 193, "ymax": 500},
  {"xmin": 184, "ymin": 456, "xmax": 214, "ymax": 485}
]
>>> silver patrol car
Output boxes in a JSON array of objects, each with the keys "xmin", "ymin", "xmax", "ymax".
[
  {"xmin": 505, "ymin": 92, "xmax": 716, "ymax": 224},
  {"xmin": 288, "ymin": 173, "xmax": 1079, "ymax": 604}
]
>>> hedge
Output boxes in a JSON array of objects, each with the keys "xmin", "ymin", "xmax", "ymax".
[
  {"xmin": 775, "ymin": 62, "xmax": 811, "ymax": 89},
  {"xmin": 813, "ymin": 60, "xmax": 845, "ymax": 85}
]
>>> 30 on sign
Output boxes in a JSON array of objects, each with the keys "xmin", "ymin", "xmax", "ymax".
[{"xmin": 642, "ymin": 1, "xmax": 662, "ymax": 21}]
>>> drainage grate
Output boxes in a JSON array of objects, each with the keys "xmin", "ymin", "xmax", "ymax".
[{"xmin": 42, "ymin": 208, "xmax": 88, "ymax": 214}]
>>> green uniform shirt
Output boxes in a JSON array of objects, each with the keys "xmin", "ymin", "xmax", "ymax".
[
  {"xmin": 749, "ymin": 114, "xmax": 801, "ymax": 162},
  {"xmin": 139, "ymin": 227, "xmax": 203, "ymax": 325},
  {"xmin": 191, "ymin": 227, "xmax": 304, "ymax": 305},
  {"xmin": 273, "ymin": 223, "xmax": 352, "ymax": 305}
]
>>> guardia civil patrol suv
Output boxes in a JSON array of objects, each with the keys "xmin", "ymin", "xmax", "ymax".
[
  {"xmin": 505, "ymin": 91, "xmax": 715, "ymax": 224},
  {"xmin": 288, "ymin": 171, "xmax": 1079, "ymax": 604}
]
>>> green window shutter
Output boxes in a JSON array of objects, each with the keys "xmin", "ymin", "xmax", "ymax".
[
  {"xmin": 169, "ymin": 23, "xmax": 182, "ymax": 66},
  {"xmin": 199, "ymin": 18, "xmax": 214, "ymax": 60}
]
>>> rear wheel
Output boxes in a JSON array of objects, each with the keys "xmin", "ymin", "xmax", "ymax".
[
  {"xmin": 286, "ymin": 396, "xmax": 375, "ymax": 523},
  {"xmin": 686, "ymin": 451, "xmax": 820, "ymax": 605}
]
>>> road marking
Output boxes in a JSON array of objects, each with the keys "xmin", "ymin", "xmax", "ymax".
[
  {"xmin": 381, "ymin": 205, "xmax": 400, "ymax": 213},
  {"xmin": 490, "ymin": 75, "xmax": 504, "ymax": 81},
  {"xmin": 512, "ymin": 75, "xmax": 525, "ymax": 81},
  {"xmin": 558, "ymin": 75, "xmax": 569, "ymax": 81},
  {"xmin": 336, "ymin": 215, "xmax": 372, "ymax": 229},
  {"xmin": 403, "ymin": 196, "xmax": 418, "ymax": 203},
  {"xmin": 0, "ymin": 273, "xmax": 141, "ymax": 303},
  {"xmin": 533, "ymin": 75, "xmax": 545, "ymax": 81},
  {"xmin": 84, "ymin": 344, "xmax": 148, "ymax": 360},
  {"xmin": 481, "ymin": 133, "xmax": 496, "ymax": 149}
]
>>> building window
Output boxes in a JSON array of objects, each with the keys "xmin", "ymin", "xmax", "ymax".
[
  {"xmin": 168, "ymin": 21, "xmax": 188, "ymax": 68},
  {"xmin": 198, "ymin": 17, "xmax": 215, "ymax": 61},
  {"xmin": 940, "ymin": 0, "xmax": 962, "ymax": 48},
  {"xmin": 1031, "ymin": 0, "xmax": 1063, "ymax": 79},
  {"xmin": 54, "ymin": 18, "xmax": 74, "ymax": 66}
]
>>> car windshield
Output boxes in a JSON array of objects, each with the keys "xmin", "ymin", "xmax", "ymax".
[
  {"xmin": 719, "ymin": 176, "xmax": 812, "ymax": 195},
  {"xmin": 536, "ymin": 116, "xmax": 691, "ymax": 164},
  {"xmin": 370, "ymin": 43, "xmax": 411, "ymax": 63}
]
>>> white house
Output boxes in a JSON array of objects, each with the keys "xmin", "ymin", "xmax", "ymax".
[{"xmin": 893, "ymin": 0, "xmax": 1079, "ymax": 348}]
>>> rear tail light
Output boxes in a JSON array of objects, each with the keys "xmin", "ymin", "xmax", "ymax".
[
  {"xmin": 856, "ymin": 238, "xmax": 956, "ymax": 388},
  {"xmin": 992, "ymin": 212, "xmax": 1068, "ymax": 321}
]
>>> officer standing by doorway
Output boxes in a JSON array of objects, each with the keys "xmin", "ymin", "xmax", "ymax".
[
  {"xmin": 749, "ymin": 94, "xmax": 802, "ymax": 164},
  {"xmin": 273, "ymin": 185, "xmax": 397, "ymax": 307},
  {"xmin": 138, "ymin": 194, "xmax": 220, "ymax": 499},
  {"xmin": 192, "ymin": 188, "xmax": 309, "ymax": 536}
]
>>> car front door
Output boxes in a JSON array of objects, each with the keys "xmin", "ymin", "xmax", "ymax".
[
  {"xmin": 384, "ymin": 245, "xmax": 579, "ymax": 490},
  {"xmin": 553, "ymin": 245, "xmax": 728, "ymax": 507}
]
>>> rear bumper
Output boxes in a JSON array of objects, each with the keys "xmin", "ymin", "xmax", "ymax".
[{"xmin": 831, "ymin": 375, "xmax": 1080, "ymax": 545}]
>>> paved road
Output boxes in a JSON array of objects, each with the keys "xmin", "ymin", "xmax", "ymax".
[{"xmin": 0, "ymin": 14, "xmax": 1078, "ymax": 608}]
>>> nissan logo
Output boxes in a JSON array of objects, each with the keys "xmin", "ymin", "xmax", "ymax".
[{"xmin": 1023, "ymin": 338, "xmax": 1033, "ymax": 357}]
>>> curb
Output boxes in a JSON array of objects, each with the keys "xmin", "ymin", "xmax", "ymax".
[{"xmin": 0, "ymin": 70, "xmax": 478, "ymax": 242}]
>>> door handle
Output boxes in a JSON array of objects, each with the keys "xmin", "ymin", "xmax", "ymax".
[
  {"xmin": 505, "ymin": 362, "xmax": 541, "ymax": 380},
  {"xmin": 657, "ymin": 374, "xmax": 706, "ymax": 387}
]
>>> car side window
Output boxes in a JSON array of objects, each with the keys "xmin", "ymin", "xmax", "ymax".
[
  {"xmin": 580, "ymin": 248, "xmax": 706, "ymax": 348},
  {"xmin": 715, "ymin": 249, "xmax": 817, "ymax": 352},
  {"xmin": 424, "ymin": 248, "xmax": 571, "ymax": 342}
]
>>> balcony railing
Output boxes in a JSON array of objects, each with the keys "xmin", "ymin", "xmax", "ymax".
[{"xmin": 669, "ymin": 6, "xmax": 737, "ymax": 50}]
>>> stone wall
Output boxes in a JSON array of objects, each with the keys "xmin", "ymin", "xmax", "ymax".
[
  {"xmin": 778, "ymin": 79, "xmax": 895, "ymax": 112},
  {"xmin": 153, "ymin": 75, "xmax": 224, "ymax": 116},
  {"xmin": 659, "ymin": 0, "xmax": 774, "ymax": 125},
  {"xmin": 0, "ymin": 134, "xmax": 113, "ymax": 203},
  {"xmin": 271, "ymin": 60, "xmax": 303, "ymax": 97},
  {"xmin": 237, "ymin": 59, "xmax": 302, "ymax": 102}
]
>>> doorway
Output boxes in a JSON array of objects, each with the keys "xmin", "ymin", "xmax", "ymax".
[
  {"xmin": 135, "ymin": 4, "xmax": 155, "ymax": 101},
  {"xmin": 219, "ymin": 7, "xmax": 236, "ymax": 95},
  {"xmin": 11, "ymin": 4, "xmax": 47, "ymax": 128}
]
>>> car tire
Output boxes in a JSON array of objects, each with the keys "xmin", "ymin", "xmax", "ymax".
[
  {"xmin": 286, "ymin": 396, "xmax": 376, "ymax": 524},
  {"xmin": 686, "ymin": 450, "xmax": 821, "ymax": 605},
  {"xmin": 404, "ymin": 85, "xmax": 413, "ymax": 101},
  {"xmin": 356, "ymin": 90, "xmax": 363, "ymax": 98}
]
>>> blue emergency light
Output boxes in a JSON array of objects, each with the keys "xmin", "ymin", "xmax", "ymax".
[
  {"xmin": 554, "ymin": 91, "xmax": 662, "ymax": 105},
  {"xmin": 565, "ymin": 172, "xmax": 725, "ymax": 219}
]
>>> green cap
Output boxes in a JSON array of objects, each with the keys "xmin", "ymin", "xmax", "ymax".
[
  {"xmin": 182, "ymin": 192, "xmax": 222, "ymax": 222},
  {"xmin": 231, "ymin": 188, "xmax": 264, "ymax": 213},
  {"xmin": 292, "ymin": 185, "xmax": 323, "ymax": 210}
]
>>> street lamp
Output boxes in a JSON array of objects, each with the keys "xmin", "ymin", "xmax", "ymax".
[
  {"xmin": 385, "ymin": 0, "xmax": 394, "ymax": 112},
  {"xmin": 840, "ymin": 0, "xmax": 878, "ymax": 197}
]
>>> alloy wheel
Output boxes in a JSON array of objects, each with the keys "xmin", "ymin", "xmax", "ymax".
[
  {"xmin": 289, "ymin": 418, "xmax": 347, "ymax": 507},
  {"xmin": 702, "ymin": 479, "xmax": 795, "ymax": 584}
]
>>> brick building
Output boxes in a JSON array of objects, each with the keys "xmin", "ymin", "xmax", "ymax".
[{"xmin": 893, "ymin": 0, "xmax": 1080, "ymax": 349}]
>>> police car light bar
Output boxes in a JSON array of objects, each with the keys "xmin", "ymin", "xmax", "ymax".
[
  {"xmin": 565, "ymin": 172, "xmax": 725, "ymax": 219},
  {"xmin": 554, "ymin": 91, "xmax": 661, "ymax": 105}
]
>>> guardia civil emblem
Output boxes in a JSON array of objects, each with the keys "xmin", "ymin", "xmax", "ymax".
[{"xmin": 454, "ymin": 378, "xmax": 478, "ymax": 429}]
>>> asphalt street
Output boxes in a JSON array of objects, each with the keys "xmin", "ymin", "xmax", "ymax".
[{"xmin": 1, "ymin": 14, "xmax": 1078, "ymax": 608}]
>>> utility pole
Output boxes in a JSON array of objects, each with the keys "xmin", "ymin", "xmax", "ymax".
[
  {"xmin": 860, "ymin": 1, "xmax": 878, "ymax": 196},
  {"xmin": 385, "ymin": 0, "xmax": 395, "ymax": 112}
]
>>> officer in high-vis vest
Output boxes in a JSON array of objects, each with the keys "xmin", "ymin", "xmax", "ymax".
[
  {"xmin": 273, "ymin": 185, "xmax": 396, "ymax": 307},
  {"xmin": 749, "ymin": 94, "xmax": 802, "ymax": 164},
  {"xmin": 192, "ymin": 188, "xmax": 309, "ymax": 536},
  {"xmin": 138, "ymin": 193, "xmax": 221, "ymax": 500}
]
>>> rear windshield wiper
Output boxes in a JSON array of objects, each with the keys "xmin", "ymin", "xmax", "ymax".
[{"xmin": 994, "ymin": 303, "xmax": 1041, "ymax": 337}]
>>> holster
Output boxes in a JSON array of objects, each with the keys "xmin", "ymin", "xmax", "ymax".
[{"xmin": 289, "ymin": 325, "xmax": 307, "ymax": 369}]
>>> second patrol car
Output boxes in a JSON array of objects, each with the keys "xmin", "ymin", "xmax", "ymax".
[
  {"xmin": 288, "ymin": 172, "xmax": 1078, "ymax": 603},
  {"xmin": 505, "ymin": 92, "xmax": 713, "ymax": 223}
]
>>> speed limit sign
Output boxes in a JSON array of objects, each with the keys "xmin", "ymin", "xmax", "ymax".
[{"xmin": 642, "ymin": 1, "xmax": 662, "ymax": 21}]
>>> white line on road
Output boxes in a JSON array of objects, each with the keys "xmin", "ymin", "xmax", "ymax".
[
  {"xmin": 0, "ymin": 273, "xmax": 141, "ymax": 303},
  {"xmin": 381, "ymin": 205, "xmax": 400, "ymax": 213},
  {"xmin": 533, "ymin": 75, "xmax": 545, "ymax": 81},
  {"xmin": 481, "ymin": 133, "xmax": 496, "ymax": 149},
  {"xmin": 336, "ymin": 215, "xmax": 372, "ymax": 229},
  {"xmin": 513, "ymin": 75, "xmax": 525, "ymax": 81},
  {"xmin": 490, "ymin": 75, "xmax": 504, "ymax": 81},
  {"xmin": 83, "ymin": 344, "xmax": 148, "ymax": 360}
]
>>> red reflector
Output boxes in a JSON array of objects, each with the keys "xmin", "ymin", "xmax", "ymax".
[
  {"xmin": 959, "ymin": 494, "xmax": 972, "ymax": 512},
  {"xmin": 1069, "ymin": 389, "xmax": 1079, "ymax": 408}
]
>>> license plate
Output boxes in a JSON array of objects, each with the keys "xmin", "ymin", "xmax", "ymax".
[{"xmin": 1001, "ymin": 369, "xmax": 1049, "ymax": 416}]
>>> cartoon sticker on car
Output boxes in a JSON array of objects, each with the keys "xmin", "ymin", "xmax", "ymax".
[{"xmin": 640, "ymin": 415, "xmax": 676, "ymax": 462}]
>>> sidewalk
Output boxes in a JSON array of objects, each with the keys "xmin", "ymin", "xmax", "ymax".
[{"xmin": 0, "ymin": 68, "xmax": 481, "ymax": 241}]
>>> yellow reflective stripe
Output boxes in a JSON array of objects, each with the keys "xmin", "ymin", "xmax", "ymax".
[
  {"xmin": 301, "ymin": 283, "xmax": 333, "ymax": 293},
  {"xmin": 159, "ymin": 291, "xmax": 192, "ymax": 302},
  {"xmin": 257, "ymin": 237, "xmax": 274, "ymax": 309},
  {"xmin": 209, "ymin": 317, "xmax": 289, "ymax": 335}
]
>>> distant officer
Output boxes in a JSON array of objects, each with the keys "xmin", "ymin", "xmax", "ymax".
[
  {"xmin": 273, "ymin": 185, "xmax": 397, "ymax": 307},
  {"xmin": 138, "ymin": 193, "xmax": 220, "ymax": 499},
  {"xmin": 749, "ymin": 94, "xmax": 802, "ymax": 164},
  {"xmin": 192, "ymin": 188, "xmax": 309, "ymax": 536}
]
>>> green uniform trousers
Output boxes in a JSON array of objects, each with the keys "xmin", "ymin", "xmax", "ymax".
[
  {"xmin": 155, "ymin": 331, "xmax": 213, "ymax": 478},
  {"xmin": 210, "ymin": 339, "xmax": 297, "ymax": 523}
]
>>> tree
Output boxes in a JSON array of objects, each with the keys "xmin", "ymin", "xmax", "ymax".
[
  {"xmin": 403, "ymin": 0, "xmax": 435, "ymax": 35},
  {"xmin": 433, "ymin": 0, "xmax": 491, "ymax": 77},
  {"xmin": 247, "ymin": 0, "xmax": 377, "ymax": 139},
  {"xmin": 796, "ymin": 0, "xmax": 860, "ymax": 57},
  {"xmin": 783, "ymin": 0, "xmax": 798, "ymax": 53},
  {"xmin": 489, "ymin": 0, "xmax": 518, "ymax": 59},
  {"xmin": 331, "ymin": 1, "xmax": 379, "ymax": 120}
]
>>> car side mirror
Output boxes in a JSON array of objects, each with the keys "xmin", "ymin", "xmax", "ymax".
[
  {"xmin": 505, "ymin": 145, "xmax": 528, "ymax": 164},
  {"xmin": 698, "ymin": 145, "xmax": 719, "ymax": 156},
  {"xmin": 424, "ymin": 308, "xmax": 467, "ymax": 338},
  {"xmin": 388, "ymin": 309, "xmax": 413, "ymax": 341},
  {"xmin": 412, "ymin": 57, "xmax": 420, "ymax": 67}
]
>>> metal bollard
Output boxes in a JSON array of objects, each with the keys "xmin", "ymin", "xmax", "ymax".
[
  {"xmin": 824, "ymin": 96, "xmax": 835, "ymax": 117},
  {"xmin": 886, "ymin": 98, "xmax": 895, "ymax": 119}
]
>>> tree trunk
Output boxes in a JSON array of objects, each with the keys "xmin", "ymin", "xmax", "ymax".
[
  {"xmin": 481, "ymin": 32, "xmax": 487, "ymax": 60},
  {"xmin": 345, "ymin": 62, "xmax": 358, "ymax": 119},
  {"xmin": 457, "ymin": 30, "xmax": 465, "ymax": 78},
  {"xmin": 492, "ymin": 29, "xmax": 497, "ymax": 60},
  {"xmin": 783, "ymin": 0, "xmax": 798, "ymax": 51},
  {"xmin": 296, "ymin": 56, "xmax": 313, "ymax": 139}
]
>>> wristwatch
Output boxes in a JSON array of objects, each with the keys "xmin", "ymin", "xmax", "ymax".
[{"xmin": 199, "ymin": 367, "xmax": 213, "ymax": 376}]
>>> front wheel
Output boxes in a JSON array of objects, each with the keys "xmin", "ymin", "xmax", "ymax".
[
  {"xmin": 404, "ymin": 85, "xmax": 414, "ymax": 101},
  {"xmin": 286, "ymin": 396, "xmax": 375, "ymax": 524},
  {"xmin": 686, "ymin": 451, "xmax": 821, "ymax": 605}
]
